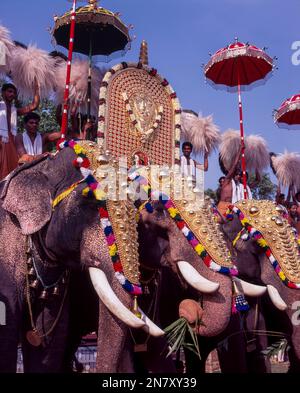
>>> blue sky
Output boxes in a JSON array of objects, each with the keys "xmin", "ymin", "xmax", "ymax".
[{"xmin": 1, "ymin": 0, "xmax": 299, "ymax": 190}]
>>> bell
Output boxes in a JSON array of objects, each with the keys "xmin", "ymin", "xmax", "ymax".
[
  {"xmin": 143, "ymin": 285, "xmax": 150, "ymax": 295},
  {"xmin": 30, "ymin": 279, "xmax": 39, "ymax": 289},
  {"xmin": 28, "ymin": 267, "xmax": 35, "ymax": 276},
  {"xmin": 52, "ymin": 286, "xmax": 60, "ymax": 296},
  {"xmin": 132, "ymin": 296, "xmax": 142, "ymax": 319},
  {"xmin": 39, "ymin": 290, "xmax": 48, "ymax": 300}
]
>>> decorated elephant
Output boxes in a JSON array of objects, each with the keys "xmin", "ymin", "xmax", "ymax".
[
  {"xmin": 133, "ymin": 198, "xmax": 269, "ymax": 373},
  {"xmin": 221, "ymin": 200, "xmax": 300, "ymax": 372},
  {"xmin": 0, "ymin": 141, "xmax": 166, "ymax": 373}
]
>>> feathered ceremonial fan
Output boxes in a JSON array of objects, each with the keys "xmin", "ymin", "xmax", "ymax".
[
  {"xmin": 271, "ymin": 151, "xmax": 300, "ymax": 189},
  {"xmin": 245, "ymin": 135, "xmax": 270, "ymax": 173},
  {"xmin": 181, "ymin": 110, "xmax": 220, "ymax": 155},
  {"xmin": 0, "ymin": 25, "xmax": 15, "ymax": 76},
  {"xmin": 10, "ymin": 45, "xmax": 56, "ymax": 99},
  {"xmin": 219, "ymin": 130, "xmax": 269, "ymax": 174},
  {"xmin": 54, "ymin": 58, "xmax": 105, "ymax": 117}
]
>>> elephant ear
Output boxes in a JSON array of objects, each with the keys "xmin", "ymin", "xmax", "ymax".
[{"xmin": 1, "ymin": 165, "xmax": 52, "ymax": 235}]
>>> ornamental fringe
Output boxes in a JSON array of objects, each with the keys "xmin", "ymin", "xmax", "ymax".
[
  {"xmin": 54, "ymin": 58, "xmax": 105, "ymax": 117},
  {"xmin": 0, "ymin": 25, "xmax": 15, "ymax": 76},
  {"xmin": 271, "ymin": 151, "xmax": 300, "ymax": 189},
  {"xmin": 181, "ymin": 110, "xmax": 220, "ymax": 155},
  {"xmin": 9, "ymin": 45, "xmax": 56, "ymax": 100},
  {"xmin": 219, "ymin": 130, "xmax": 269, "ymax": 173}
]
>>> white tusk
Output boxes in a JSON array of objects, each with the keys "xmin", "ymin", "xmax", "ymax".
[
  {"xmin": 233, "ymin": 277, "xmax": 267, "ymax": 297},
  {"xmin": 177, "ymin": 261, "xmax": 219, "ymax": 293},
  {"xmin": 267, "ymin": 285, "xmax": 288, "ymax": 311},
  {"xmin": 138, "ymin": 307, "xmax": 165, "ymax": 337},
  {"xmin": 89, "ymin": 267, "xmax": 146, "ymax": 329}
]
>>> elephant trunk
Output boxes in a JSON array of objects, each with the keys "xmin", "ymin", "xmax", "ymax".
[
  {"xmin": 196, "ymin": 272, "xmax": 232, "ymax": 337},
  {"xmin": 167, "ymin": 226, "xmax": 233, "ymax": 337}
]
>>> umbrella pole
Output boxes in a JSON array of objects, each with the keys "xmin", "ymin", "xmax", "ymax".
[
  {"xmin": 87, "ymin": 38, "xmax": 92, "ymax": 126},
  {"xmin": 60, "ymin": 0, "xmax": 77, "ymax": 140},
  {"xmin": 237, "ymin": 79, "xmax": 248, "ymax": 199}
]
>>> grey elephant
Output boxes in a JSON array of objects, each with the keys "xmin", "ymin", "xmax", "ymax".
[
  {"xmin": 134, "ymin": 199, "xmax": 270, "ymax": 373},
  {"xmin": 0, "ymin": 143, "xmax": 166, "ymax": 373},
  {"xmin": 221, "ymin": 200, "xmax": 300, "ymax": 372}
]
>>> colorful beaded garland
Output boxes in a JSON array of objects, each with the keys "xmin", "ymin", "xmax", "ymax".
[
  {"xmin": 128, "ymin": 171, "xmax": 238, "ymax": 277},
  {"xmin": 227, "ymin": 205, "xmax": 300, "ymax": 289},
  {"xmin": 57, "ymin": 139, "xmax": 142, "ymax": 295}
]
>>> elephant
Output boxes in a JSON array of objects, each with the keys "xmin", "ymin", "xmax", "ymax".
[
  {"xmin": 0, "ymin": 142, "xmax": 268, "ymax": 373},
  {"xmin": 221, "ymin": 200, "xmax": 300, "ymax": 373},
  {"xmin": 133, "ymin": 200, "xmax": 268, "ymax": 373},
  {"xmin": 0, "ymin": 144, "xmax": 165, "ymax": 373}
]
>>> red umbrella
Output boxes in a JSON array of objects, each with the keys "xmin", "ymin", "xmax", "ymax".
[
  {"xmin": 204, "ymin": 40, "xmax": 274, "ymax": 199},
  {"xmin": 274, "ymin": 94, "xmax": 300, "ymax": 129}
]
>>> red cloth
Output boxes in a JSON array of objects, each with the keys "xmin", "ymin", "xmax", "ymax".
[{"xmin": 0, "ymin": 133, "xmax": 18, "ymax": 180}]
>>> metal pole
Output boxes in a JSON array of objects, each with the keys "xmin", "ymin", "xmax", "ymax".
[
  {"xmin": 237, "ymin": 76, "xmax": 248, "ymax": 199},
  {"xmin": 60, "ymin": 0, "xmax": 77, "ymax": 139},
  {"xmin": 87, "ymin": 38, "xmax": 92, "ymax": 125}
]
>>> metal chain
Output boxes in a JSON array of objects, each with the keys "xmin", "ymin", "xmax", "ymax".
[{"xmin": 25, "ymin": 242, "xmax": 69, "ymax": 339}]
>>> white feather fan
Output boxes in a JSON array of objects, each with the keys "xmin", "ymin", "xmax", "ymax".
[
  {"xmin": 271, "ymin": 151, "xmax": 300, "ymax": 189},
  {"xmin": 219, "ymin": 130, "xmax": 269, "ymax": 173},
  {"xmin": 10, "ymin": 44, "xmax": 56, "ymax": 99},
  {"xmin": 0, "ymin": 25, "xmax": 15, "ymax": 76},
  {"xmin": 181, "ymin": 110, "xmax": 221, "ymax": 155},
  {"xmin": 54, "ymin": 58, "xmax": 105, "ymax": 117}
]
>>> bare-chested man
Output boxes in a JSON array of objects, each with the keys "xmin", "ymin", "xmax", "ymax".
[
  {"xmin": 217, "ymin": 146, "xmax": 242, "ymax": 216},
  {"xmin": 15, "ymin": 112, "xmax": 61, "ymax": 164}
]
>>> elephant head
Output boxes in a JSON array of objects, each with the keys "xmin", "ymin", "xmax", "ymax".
[
  {"xmin": 137, "ymin": 199, "xmax": 266, "ymax": 338},
  {"xmin": 222, "ymin": 200, "xmax": 300, "ymax": 371},
  {"xmin": 0, "ymin": 142, "xmax": 163, "ymax": 372}
]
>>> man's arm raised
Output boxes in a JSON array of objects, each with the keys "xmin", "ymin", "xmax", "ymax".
[
  {"xmin": 17, "ymin": 79, "xmax": 40, "ymax": 116},
  {"xmin": 224, "ymin": 145, "xmax": 242, "ymax": 183}
]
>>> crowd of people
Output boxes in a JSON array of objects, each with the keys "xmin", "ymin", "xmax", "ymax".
[{"xmin": 0, "ymin": 82, "xmax": 96, "ymax": 180}]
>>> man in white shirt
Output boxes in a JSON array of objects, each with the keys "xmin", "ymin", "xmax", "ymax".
[
  {"xmin": 15, "ymin": 112, "xmax": 61, "ymax": 163},
  {"xmin": 180, "ymin": 141, "xmax": 208, "ymax": 179},
  {"xmin": 231, "ymin": 170, "xmax": 253, "ymax": 203}
]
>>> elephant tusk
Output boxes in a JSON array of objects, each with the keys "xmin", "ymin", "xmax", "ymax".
[
  {"xmin": 177, "ymin": 261, "xmax": 219, "ymax": 293},
  {"xmin": 88, "ymin": 268, "xmax": 146, "ymax": 329},
  {"xmin": 233, "ymin": 277, "xmax": 267, "ymax": 297},
  {"xmin": 267, "ymin": 285, "xmax": 288, "ymax": 311},
  {"xmin": 138, "ymin": 307, "xmax": 165, "ymax": 337}
]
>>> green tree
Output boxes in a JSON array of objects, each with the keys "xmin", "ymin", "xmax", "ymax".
[
  {"xmin": 249, "ymin": 172, "xmax": 277, "ymax": 200},
  {"xmin": 204, "ymin": 188, "xmax": 217, "ymax": 203},
  {"xmin": 17, "ymin": 99, "xmax": 58, "ymax": 134}
]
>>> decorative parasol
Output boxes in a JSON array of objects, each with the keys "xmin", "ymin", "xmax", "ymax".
[
  {"xmin": 204, "ymin": 39, "xmax": 274, "ymax": 199},
  {"xmin": 274, "ymin": 94, "xmax": 300, "ymax": 129},
  {"xmin": 53, "ymin": 0, "xmax": 131, "ymax": 129}
]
